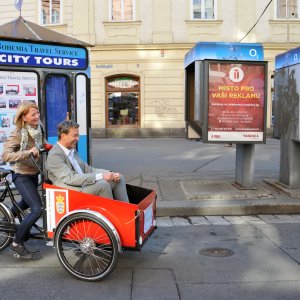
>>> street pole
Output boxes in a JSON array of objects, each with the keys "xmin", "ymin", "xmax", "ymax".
[{"xmin": 287, "ymin": 0, "xmax": 290, "ymax": 47}]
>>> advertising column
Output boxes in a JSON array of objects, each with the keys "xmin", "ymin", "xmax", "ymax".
[
  {"xmin": 184, "ymin": 42, "xmax": 266, "ymax": 189},
  {"xmin": 203, "ymin": 59, "xmax": 267, "ymax": 188}
]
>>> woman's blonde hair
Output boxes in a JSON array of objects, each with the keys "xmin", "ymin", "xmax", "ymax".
[{"xmin": 14, "ymin": 101, "xmax": 39, "ymax": 129}]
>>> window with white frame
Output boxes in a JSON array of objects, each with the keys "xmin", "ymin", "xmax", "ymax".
[
  {"xmin": 110, "ymin": 0, "xmax": 134, "ymax": 21},
  {"xmin": 192, "ymin": 0, "xmax": 215, "ymax": 19},
  {"xmin": 40, "ymin": 0, "xmax": 62, "ymax": 25},
  {"xmin": 277, "ymin": 0, "xmax": 299, "ymax": 18}
]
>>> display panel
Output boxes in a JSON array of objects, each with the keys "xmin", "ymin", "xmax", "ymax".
[
  {"xmin": 205, "ymin": 60, "xmax": 266, "ymax": 143},
  {"xmin": 0, "ymin": 70, "xmax": 38, "ymax": 166}
]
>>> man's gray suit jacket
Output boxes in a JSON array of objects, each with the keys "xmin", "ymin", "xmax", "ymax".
[{"xmin": 46, "ymin": 143, "xmax": 108, "ymax": 188}]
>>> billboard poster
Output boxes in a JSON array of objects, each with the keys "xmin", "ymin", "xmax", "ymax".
[
  {"xmin": 207, "ymin": 61, "xmax": 266, "ymax": 142},
  {"xmin": 0, "ymin": 70, "xmax": 38, "ymax": 166}
]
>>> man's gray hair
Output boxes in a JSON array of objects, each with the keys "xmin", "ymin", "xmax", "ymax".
[{"xmin": 57, "ymin": 120, "xmax": 80, "ymax": 140}]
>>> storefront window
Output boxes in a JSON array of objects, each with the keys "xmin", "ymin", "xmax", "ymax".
[{"xmin": 106, "ymin": 76, "xmax": 140, "ymax": 127}]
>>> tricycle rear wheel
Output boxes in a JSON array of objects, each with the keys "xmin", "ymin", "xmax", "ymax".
[{"xmin": 55, "ymin": 212, "xmax": 119, "ymax": 281}]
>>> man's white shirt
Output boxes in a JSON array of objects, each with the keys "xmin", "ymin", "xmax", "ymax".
[{"xmin": 57, "ymin": 142, "xmax": 103, "ymax": 180}]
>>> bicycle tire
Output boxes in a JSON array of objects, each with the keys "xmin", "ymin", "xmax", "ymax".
[
  {"xmin": 55, "ymin": 212, "xmax": 119, "ymax": 282},
  {"xmin": 0, "ymin": 203, "xmax": 14, "ymax": 250}
]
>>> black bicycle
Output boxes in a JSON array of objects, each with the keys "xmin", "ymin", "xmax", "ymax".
[{"xmin": 0, "ymin": 168, "xmax": 46, "ymax": 252}]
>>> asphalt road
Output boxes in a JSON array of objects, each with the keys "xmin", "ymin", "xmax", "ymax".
[
  {"xmin": 91, "ymin": 138, "xmax": 280, "ymax": 179},
  {"xmin": 1, "ymin": 215, "xmax": 300, "ymax": 300}
]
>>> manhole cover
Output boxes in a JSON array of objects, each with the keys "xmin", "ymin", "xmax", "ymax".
[{"xmin": 199, "ymin": 247, "xmax": 235, "ymax": 257}]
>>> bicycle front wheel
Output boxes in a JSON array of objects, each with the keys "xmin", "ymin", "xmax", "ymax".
[
  {"xmin": 0, "ymin": 203, "xmax": 14, "ymax": 250},
  {"xmin": 55, "ymin": 213, "xmax": 119, "ymax": 282}
]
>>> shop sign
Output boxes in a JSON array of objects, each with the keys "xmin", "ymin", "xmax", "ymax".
[
  {"xmin": 275, "ymin": 47, "xmax": 300, "ymax": 70},
  {"xmin": 108, "ymin": 77, "xmax": 139, "ymax": 89},
  {"xmin": 0, "ymin": 39, "xmax": 87, "ymax": 70},
  {"xmin": 184, "ymin": 42, "xmax": 263, "ymax": 68}
]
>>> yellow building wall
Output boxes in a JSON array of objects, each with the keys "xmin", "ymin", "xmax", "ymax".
[
  {"xmin": 0, "ymin": 0, "xmax": 300, "ymax": 136},
  {"xmin": 90, "ymin": 45, "xmax": 187, "ymax": 130}
]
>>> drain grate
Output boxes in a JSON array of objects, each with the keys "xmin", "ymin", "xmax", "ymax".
[{"xmin": 199, "ymin": 247, "xmax": 235, "ymax": 257}]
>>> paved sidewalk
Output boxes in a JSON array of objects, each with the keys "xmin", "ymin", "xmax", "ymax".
[
  {"xmin": 156, "ymin": 214, "xmax": 300, "ymax": 227},
  {"xmin": 92, "ymin": 138, "xmax": 300, "ymax": 216}
]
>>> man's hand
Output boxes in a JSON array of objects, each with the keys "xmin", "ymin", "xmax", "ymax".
[
  {"xmin": 103, "ymin": 172, "xmax": 113, "ymax": 181},
  {"xmin": 103, "ymin": 172, "xmax": 120, "ymax": 182},
  {"xmin": 112, "ymin": 172, "xmax": 120, "ymax": 182}
]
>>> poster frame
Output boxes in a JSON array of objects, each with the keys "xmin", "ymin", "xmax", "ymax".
[{"xmin": 202, "ymin": 59, "xmax": 268, "ymax": 144}]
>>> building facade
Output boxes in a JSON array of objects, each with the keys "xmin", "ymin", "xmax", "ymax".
[{"xmin": 0, "ymin": 0, "xmax": 299, "ymax": 137}]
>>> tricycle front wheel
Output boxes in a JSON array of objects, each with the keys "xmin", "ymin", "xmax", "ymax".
[{"xmin": 55, "ymin": 212, "xmax": 119, "ymax": 281}]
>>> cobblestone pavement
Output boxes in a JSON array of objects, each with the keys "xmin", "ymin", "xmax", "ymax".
[{"xmin": 156, "ymin": 214, "xmax": 300, "ymax": 227}]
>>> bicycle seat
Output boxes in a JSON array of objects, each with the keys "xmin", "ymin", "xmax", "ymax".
[{"xmin": 0, "ymin": 168, "xmax": 13, "ymax": 179}]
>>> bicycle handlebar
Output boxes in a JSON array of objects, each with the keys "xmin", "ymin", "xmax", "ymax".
[
  {"xmin": 38, "ymin": 143, "xmax": 53, "ymax": 153},
  {"xmin": 30, "ymin": 144, "xmax": 52, "ymax": 182}
]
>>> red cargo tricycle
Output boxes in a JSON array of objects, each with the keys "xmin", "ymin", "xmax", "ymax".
[{"xmin": 0, "ymin": 164, "xmax": 156, "ymax": 281}]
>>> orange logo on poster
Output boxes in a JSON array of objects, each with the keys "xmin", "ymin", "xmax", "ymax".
[{"xmin": 56, "ymin": 194, "xmax": 65, "ymax": 215}]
